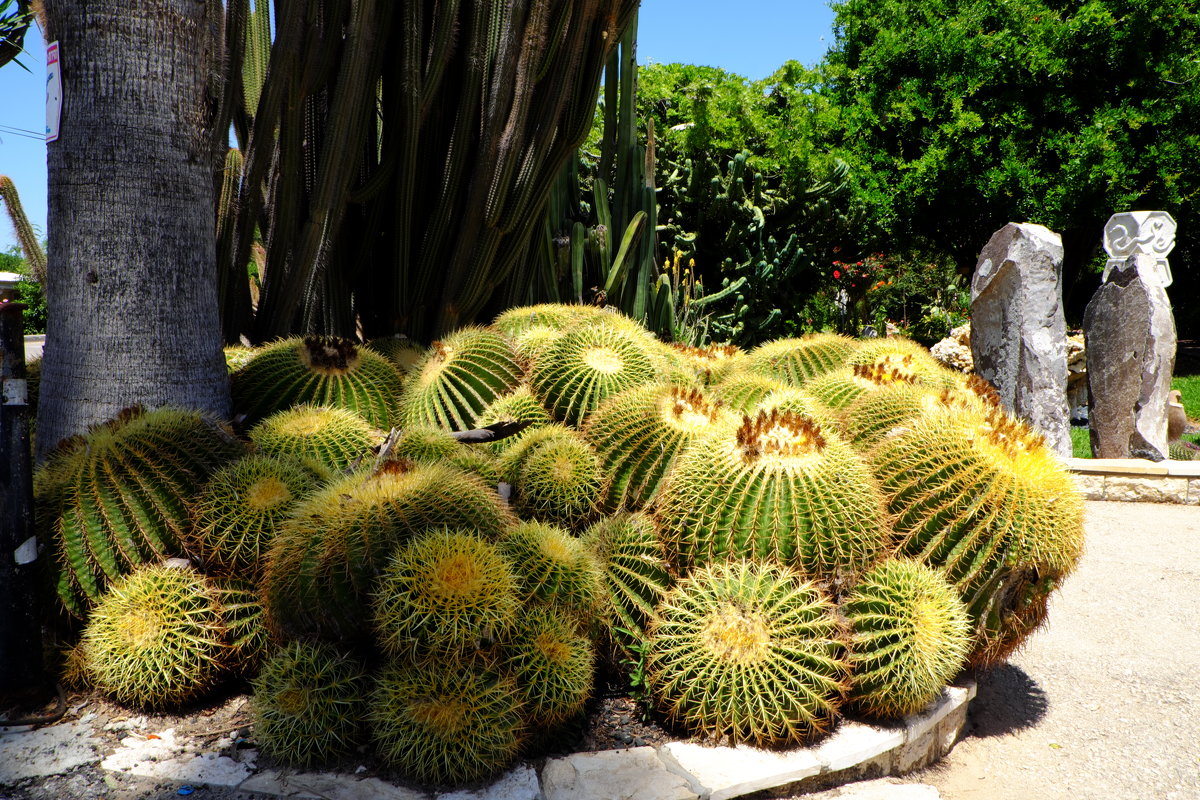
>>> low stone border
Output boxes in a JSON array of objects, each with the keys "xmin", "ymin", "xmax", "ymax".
[
  {"xmin": 1068, "ymin": 457, "xmax": 1200, "ymax": 505},
  {"xmin": 53, "ymin": 683, "xmax": 976, "ymax": 800}
]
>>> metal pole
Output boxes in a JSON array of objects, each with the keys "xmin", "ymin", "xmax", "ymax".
[{"xmin": 0, "ymin": 301, "xmax": 45, "ymax": 704}]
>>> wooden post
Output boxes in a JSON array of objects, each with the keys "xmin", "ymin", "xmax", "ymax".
[{"xmin": 0, "ymin": 302, "xmax": 45, "ymax": 703}]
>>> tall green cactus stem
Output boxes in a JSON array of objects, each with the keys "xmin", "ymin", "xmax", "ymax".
[
  {"xmin": 503, "ymin": 605, "xmax": 595, "ymax": 726},
  {"xmin": 370, "ymin": 659, "xmax": 526, "ymax": 786},
  {"xmin": 580, "ymin": 512, "xmax": 672, "ymax": 648},
  {"xmin": 583, "ymin": 383, "xmax": 737, "ymax": 511},
  {"xmin": 188, "ymin": 454, "xmax": 321, "ymax": 578},
  {"xmin": 741, "ymin": 334, "xmax": 856, "ymax": 387},
  {"xmin": 81, "ymin": 565, "xmax": 228, "ymax": 709},
  {"xmin": 842, "ymin": 559, "xmax": 972, "ymax": 718},
  {"xmin": 510, "ymin": 433, "xmax": 607, "ymax": 529},
  {"xmin": 397, "ymin": 327, "xmax": 525, "ymax": 431},
  {"xmin": 0, "ymin": 175, "xmax": 46, "ymax": 282},
  {"xmin": 647, "ymin": 560, "xmax": 848, "ymax": 746},
  {"xmin": 252, "ymin": 641, "xmax": 367, "ymax": 767},
  {"xmin": 247, "ymin": 404, "xmax": 378, "ymax": 477},
  {"xmin": 36, "ymin": 407, "xmax": 245, "ymax": 616},
  {"xmin": 264, "ymin": 461, "xmax": 517, "ymax": 642},
  {"xmin": 497, "ymin": 522, "xmax": 603, "ymax": 614},
  {"xmin": 373, "ymin": 528, "xmax": 520, "ymax": 658},
  {"xmin": 530, "ymin": 324, "xmax": 659, "ymax": 426},
  {"xmin": 231, "ymin": 336, "xmax": 404, "ymax": 428},
  {"xmin": 868, "ymin": 407, "xmax": 1084, "ymax": 666},
  {"xmin": 656, "ymin": 409, "xmax": 892, "ymax": 587}
]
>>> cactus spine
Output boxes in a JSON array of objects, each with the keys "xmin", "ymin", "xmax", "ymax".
[
  {"xmin": 247, "ymin": 404, "xmax": 378, "ymax": 477},
  {"xmin": 581, "ymin": 512, "xmax": 672, "ymax": 648}
]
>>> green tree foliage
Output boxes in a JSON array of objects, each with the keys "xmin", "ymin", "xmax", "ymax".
[
  {"xmin": 634, "ymin": 62, "xmax": 864, "ymax": 344},
  {"xmin": 824, "ymin": 0, "xmax": 1200, "ymax": 329}
]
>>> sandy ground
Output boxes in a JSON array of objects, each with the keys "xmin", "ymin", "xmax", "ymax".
[{"xmin": 893, "ymin": 500, "xmax": 1200, "ymax": 800}]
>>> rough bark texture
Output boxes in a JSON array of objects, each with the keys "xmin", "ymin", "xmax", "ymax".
[
  {"xmin": 970, "ymin": 223, "xmax": 1071, "ymax": 458},
  {"xmin": 38, "ymin": 0, "xmax": 230, "ymax": 459},
  {"xmin": 1083, "ymin": 254, "xmax": 1177, "ymax": 460}
]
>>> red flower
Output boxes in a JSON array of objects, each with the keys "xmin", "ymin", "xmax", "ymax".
[{"xmin": 833, "ymin": 270, "xmax": 841, "ymax": 279}]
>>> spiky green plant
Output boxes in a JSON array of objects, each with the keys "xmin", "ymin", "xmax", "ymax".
[
  {"xmin": 503, "ymin": 605, "xmax": 595, "ymax": 726},
  {"xmin": 247, "ymin": 404, "xmax": 378, "ymax": 477},
  {"xmin": 740, "ymin": 334, "xmax": 856, "ymax": 387},
  {"xmin": 656, "ymin": 410, "xmax": 892, "ymax": 588},
  {"xmin": 750, "ymin": 387, "xmax": 843, "ymax": 434},
  {"xmin": 869, "ymin": 406, "xmax": 1085, "ymax": 666},
  {"xmin": 475, "ymin": 386, "xmax": 555, "ymax": 455},
  {"xmin": 510, "ymin": 324, "xmax": 566, "ymax": 367},
  {"xmin": 58, "ymin": 639, "xmax": 93, "ymax": 691},
  {"xmin": 81, "ymin": 565, "xmax": 227, "ymax": 708},
  {"xmin": 365, "ymin": 335, "xmax": 427, "ymax": 376},
  {"xmin": 841, "ymin": 379, "xmax": 996, "ymax": 448},
  {"xmin": 373, "ymin": 528, "xmax": 520, "ymax": 657},
  {"xmin": 647, "ymin": 560, "xmax": 848, "ymax": 746},
  {"xmin": 846, "ymin": 337, "xmax": 957, "ymax": 384},
  {"xmin": 497, "ymin": 522, "xmax": 602, "ymax": 614},
  {"xmin": 264, "ymin": 461, "xmax": 517, "ymax": 642},
  {"xmin": 223, "ymin": 345, "xmax": 259, "ymax": 373},
  {"xmin": 187, "ymin": 454, "xmax": 321, "ymax": 578},
  {"xmin": 397, "ymin": 327, "xmax": 525, "ymax": 431},
  {"xmin": 493, "ymin": 303, "xmax": 609, "ymax": 338},
  {"xmin": 252, "ymin": 641, "xmax": 367, "ymax": 767},
  {"xmin": 211, "ymin": 577, "xmax": 271, "ymax": 676},
  {"xmin": 389, "ymin": 426, "xmax": 501, "ymax": 483},
  {"xmin": 710, "ymin": 370, "xmax": 790, "ymax": 413},
  {"xmin": 580, "ymin": 513, "xmax": 672, "ymax": 649},
  {"xmin": 36, "ymin": 407, "xmax": 245, "ymax": 616},
  {"xmin": 529, "ymin": 323, "xmax": 659, "ymax": 426},
  {"xmin": 230, "ymin": 336, "xmax": 403, "ymax": 428},
  {"xmin": 510, "ymin": 433, "xmax": 607, "ymax": 528},
  {"xmin": 370, "ymin": 659, "xmax": 526, "ymax": 786},
  {"xmin": 802, "ymin": 363, "xmax": 922, "ymax": 411},
  {"xmin": 842, "ymin": 559, "xmax": 972, "ymax": 718},
  {"xmin": 496, "ymin": 423, "xmax": 581, "ymax": 481},
  {"xmin": 583, "ymin": 384, "xmax": 737, "ymax": 511},
  {"xmin": 667, "ymin": 343, "xmax": 745, "ymax": 386}
]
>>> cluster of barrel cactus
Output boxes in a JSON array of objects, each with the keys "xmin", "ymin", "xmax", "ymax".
[{"xmin": 33, "ymin": 302, "xmax": 1083, "ymax": 783}]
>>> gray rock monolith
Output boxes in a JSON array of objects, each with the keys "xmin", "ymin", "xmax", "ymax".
[
  {"xmin": 970, "ymin": 223, "xmax": 1071, "ymax": 457},
  {"xmin": 1082, "ymin": 254, "xmax": 1177, "ymax": 460}
]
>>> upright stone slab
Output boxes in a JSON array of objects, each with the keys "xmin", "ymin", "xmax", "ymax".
[
  {"xmin": 970, "ymin": 223, "xmax": 1071, "ymax": 457},
  {"xmin": 1083, "ymin": 254, "xmax": 1177, "ymax": 460}
]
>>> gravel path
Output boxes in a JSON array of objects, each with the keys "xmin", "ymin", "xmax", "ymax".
[{"xmin": 892, "ymin": 500, "xmax": 1200, "ymax": 800}]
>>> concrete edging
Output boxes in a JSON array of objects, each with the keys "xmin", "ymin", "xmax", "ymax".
[
  {"xmin": 75, "ymin": 683, "xmax": 977, "ymax": 800},
  {"xmin": 1068, "ymin": 457, "xmax": 1200, "ymax": 505}
]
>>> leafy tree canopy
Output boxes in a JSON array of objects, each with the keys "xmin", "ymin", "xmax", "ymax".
[{"xmin": 823, "ymin": 0, "xmax": 1200, "ymax": 323}]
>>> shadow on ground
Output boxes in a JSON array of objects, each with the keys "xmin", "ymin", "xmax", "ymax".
[{"xmin": 962, "ymin": 664, "xmax": 1049, "ymax": 737}]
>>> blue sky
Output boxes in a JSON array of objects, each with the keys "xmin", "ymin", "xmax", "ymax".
[{"xmin": 0, "ymin": 2, "xmax": 835, "ymax": 251}]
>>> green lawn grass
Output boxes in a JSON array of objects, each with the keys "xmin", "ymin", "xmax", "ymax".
[{"xmin": 1171, "ymin": 373, "xmax": 1199, "ymax": 419}]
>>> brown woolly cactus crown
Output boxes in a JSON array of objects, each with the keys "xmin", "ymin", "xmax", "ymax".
[
  {"xmin": 735, "ymin": 409, "xmax": 828, "ymax": 463},
  {"xmin": 299, "ymin": 336, "xmax": 363, "ymax": 374}
]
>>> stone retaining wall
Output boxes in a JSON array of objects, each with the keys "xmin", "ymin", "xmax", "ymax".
[{"xmin": 1068, "ymin": 458, "xmax": 1200, "ymax": 505}]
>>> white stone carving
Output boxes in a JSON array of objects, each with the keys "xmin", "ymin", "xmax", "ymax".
[{"xmin": 1102, "ymin": 211, "xmax": 1176, "ymax": 287}]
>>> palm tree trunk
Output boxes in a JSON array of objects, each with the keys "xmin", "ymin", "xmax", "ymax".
[{"xmin": 37, "ymin": 0, "xmax": 230, "ymax": 458}]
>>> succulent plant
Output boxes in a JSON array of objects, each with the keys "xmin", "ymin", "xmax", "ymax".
[
  {"xmin": 493, "ymin": 303, "xmax": 608, "ymax": 337},
  {"xmin": 263, "ymin": 461, "xmax": 516, "ymax": 642},
  {"xmin": 666, "ymin": 343, "xmax": 745, "ymax": 386},
  {"xmin": 841, "ymin": 382, "xmax": 994, "ymax": 448},
  {"xmin": 740, "ymin": 334, "xmax": 856, "ymax": 387},
  {"xmin": 248, "ymin": 404, "xmax": 378, "ymax": 477},
  {"xmin": 842, "ymin": 558, "xmax": 972, "ymax": 718},
  {"xmin": 370, "ymin": 659, "xmax": 526, "ymax": 786},
  {"xmin": 475, "ymin": 386, "xmax": 555, "ymax": 455},
  {"xmin": 187, "ymin": 454, "xmax": 321, "ymax": 578},
  {"xmin": 583, "ymin": 383, "xmax": 737, "ymax": 511},
  {"xmin": 231, "ymin": 336, "xmax": 404, "ymax": 428},
  {"xmin": 373, "ymin": 528, "xmax": 520, "ymax": 657},
  {"xmin": 868, "ymin": 406, "xmax": 1085, "ymax": 666},
  {"xmin": 710, "ymin": 370, "xmax": 790, "ymax": 414},
  {"xmin": 397, "ymin": 326, "xmax": 524, "ymax": 431},
  {"xmin": 529, "ymin": 323, "xmax": 659, "ymax": 426},
  {"xmin": 36, "ymin": 407, "xmax": 245, "ymax": 616},
  {"xmin": 750, "ymin": 387, "xmax": 844, "ymax": 436},
  {"xmin": 223, "ymin": 345, "xmax": 259, "ymax": 373},
  {"xmin": 252, "ymin": 640, "xmax": 367, "ymax": 767},
  {"xmin": 656, "ymin": 409, "xmax": 893, "ymax": 588},
  {"xmin": 81, "ymin": 564, "xmax": 227, "ymax": 708},
  {"xmin": 211, "ymin": 577, "xmax": 271, "ymax": 675},
  {"xmin": 802, "ymin": 363, "xmax": 922, "ymax": 411},
  {"xmin": 647, "ymin": 560, "xmax": 848, "ymax": 746},
  {"xmin": 497, "ymin": 522, "xmax": 603, "ymax": 614},
  {"xmin": 580, "ymin": 512, "xmax": 672, "ymax": 649},
  {"xmin": 502, "ymin": 605, "xmax": 595, "ymax": 725},
  {"xmin": 389, "ymin": 426, "xmax": 501, "ymax": 484},
  {"xmin": 846, "ymin": 337, "xmax": 957, "ymax": 384},
  {"xmin": 365, "ymin": 335, "xmax": 427, "ymax": 375},
  {"xmin": 509, "ymin": 432, "xmax": 607, "ymax": 529}
]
